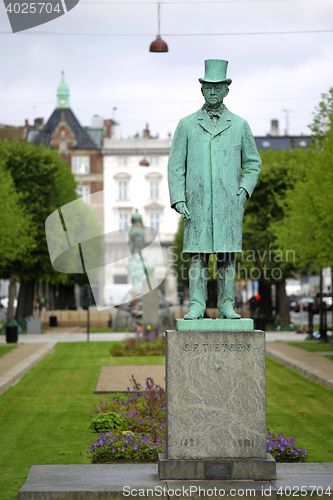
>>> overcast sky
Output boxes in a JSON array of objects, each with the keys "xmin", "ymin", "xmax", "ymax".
[{"xmin": 0, "ymin": 0, "xmax": 332, "ymax": 139}]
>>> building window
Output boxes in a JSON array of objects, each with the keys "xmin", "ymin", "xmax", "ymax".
[
  {"xmin": 114, "ymin": 247, "xmax": 128, "ymax": 260},
  {"xmin": 118, "ymin": 181, "xmax": 128, "ymax": 200},
  {"xmin": 150, "ymin": 180, "xmax": 159, "ymax": 199},
  {"xmin": 119, "ymin": 157, "xmax": 127, "ymax": 166},
  {"xmin": 119, "ymin": 213, "xmax": 129, "ymax": 233},
  {"xmin": 149, "ymin": 157, "xmax": 159, "ymax": 165},
  {"xmin": 72, "ymin": 156, "xmax": 90, "ymax": 174},
  {"xmin": 76, "ymin": 185, "xmax": 91, "ymax": 204},
  {"xmin": 150, "ymin": 213, "xmax": 160, "ymax": 232}
]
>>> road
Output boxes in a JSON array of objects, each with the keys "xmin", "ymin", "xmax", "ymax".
[{"xmin": 290, "ymin": 310, "xmax": 332, "ymax": 327}]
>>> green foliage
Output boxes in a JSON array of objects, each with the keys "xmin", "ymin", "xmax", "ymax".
[
  {"xmin": 0, "ymin": 163, "xmax": 35, "ymax": 271},
  {"xmin": 88, "ymin": 377, "xmax": 165, "ymax": 463},
  {"xmin": 110, "ymin": 336, "xmax": 165, "ymax": 357},
  {"xmin": 89, "ymin": 411, "xmax": 129, "ymax": 433},
  {"xmin": 309, "ymin": 87, "xmax": 333, "ymax": 149},
  {"xmin": 266, "ymin": 429, "xmax": 307, "ymax": 462},
  {"xmin": 273, "ymin": 87, "xmax": 333, "ymax": 272},
  {"xmin": 241, "ymin": 148, "xmax": 305, "ymax": 282},
  {"xmin": 0, "ymin": 140, "xmax": 78, "ymax": 282},
  {"xmin": 273, "ymin": 135, "xmax": 333, "ymax": 270}
]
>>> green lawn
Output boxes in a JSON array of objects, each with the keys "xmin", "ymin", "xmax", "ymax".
[
  {"xmin": 266, "ymin": 357, "xmax": 333, "ymax": 462},
  {"xmin": 288, "ymin": 341, "xmax": 333, "ymax": 352},
  {"xmin": 1, "ymin": 343, "xmax": 333, "ymax": 499},
  {"xmin": 0, "ymin": 344, "xmax": 17, "ymax": 358}
]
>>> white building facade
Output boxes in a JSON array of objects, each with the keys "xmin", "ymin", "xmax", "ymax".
[{"xmin": 103, "ymin": 135, "xmax": 180, "ymax": 305}]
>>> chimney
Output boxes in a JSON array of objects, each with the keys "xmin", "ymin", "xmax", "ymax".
[
  {"xmin": 143, "ymin": 123, "xmax": 150, "ymax": 139},
  {"xmin": 34, "ymin": 118, "xmax": 44, "ymax": 128},
  {"xmin": 25, "ymin": 119, "xmax": 29, "ymax": 127},
  {"xmin": 268, "ymin": 119, "xmax": 279, "ymax": 137},
  {"xmin": 104, "ymin": 119, "xmax": 112, "ymax": 138}
]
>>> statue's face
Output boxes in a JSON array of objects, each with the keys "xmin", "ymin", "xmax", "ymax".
[{"xmin": 201, "ymin": 82, "xmax": 229, "ymax": 107}]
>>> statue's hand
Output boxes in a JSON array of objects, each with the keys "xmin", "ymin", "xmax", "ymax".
[
  {"xmin": 174, "ymin": 201, "xmax": 191, "ymax": 220},
  {"xmin": 237, "ymin": 187, "xmax": 248, "ymax": 208}
]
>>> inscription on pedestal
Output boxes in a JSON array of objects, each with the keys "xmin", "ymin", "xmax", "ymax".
[{"xmin": 166, "ymin": 330, "xmax": 266, "ymax": 460}]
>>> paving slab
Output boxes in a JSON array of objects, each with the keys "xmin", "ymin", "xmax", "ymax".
[
  {"xmin": 18, "ymin": 463, "xmax": 333, "ymax": 499},
  {"xmin": 0, "ymin": 342, "xmax": 56, "ymax": 395},
  {"xmin": 94, "ymin": 365, "xmax": 165, "ymax": 393},
  {"xmin": 266, "ymin": 343, "xmax": 333, "ymax": 391}
]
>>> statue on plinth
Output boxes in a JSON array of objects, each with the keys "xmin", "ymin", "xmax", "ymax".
[{"xmin": 168, "ymin": 59, "xmax": 262, "ymax": 320}]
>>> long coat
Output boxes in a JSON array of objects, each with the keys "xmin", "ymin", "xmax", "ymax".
[{"xmin": 168, "ymin": 107, "xmax": 262, "ymax": 253}]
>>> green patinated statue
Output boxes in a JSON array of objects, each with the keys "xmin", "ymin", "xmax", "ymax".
[{"xmin": 168, "ymin": 59, "xmax": 262, "ymax": 320}]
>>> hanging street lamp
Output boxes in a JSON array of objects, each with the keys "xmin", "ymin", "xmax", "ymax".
[{"xmin": 149, "ymin": 3, "xmax": 168, "ymax": 53}]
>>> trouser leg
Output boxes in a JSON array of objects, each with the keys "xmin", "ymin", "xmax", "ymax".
[
  {"xmin": 217, "ymin": 253, "xmax": 240, "ymax": 319},
  {"xmin": 184, "ymin": 253, "xmax": 208, "ymax": 320}
]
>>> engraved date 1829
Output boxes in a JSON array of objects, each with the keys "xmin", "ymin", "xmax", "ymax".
[{"xmin": 180, "ymin": 438, "xmax": 200, "ymax": 446}]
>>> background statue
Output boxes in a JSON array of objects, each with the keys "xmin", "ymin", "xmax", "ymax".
[
  {"xmin": 129, "ymin": 209, "xmax": 144, "ymax": 255},
  {"xmin": 168, "ymin": 59, "xmax": 262, "ymax": 320}
]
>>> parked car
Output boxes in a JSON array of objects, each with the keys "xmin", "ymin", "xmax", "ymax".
[
  {"xmin": 294, "ymin": 296, "xmax": 314, "ymax": 313},
  {"xmin": 0, "ymin": 296, "xmax": 18, "ymax": 309},
  {"xmin": 288, "ymin": 295, "xmax": 297, "ymax": 310},
  {"xmin": 314, "ymin": 292, "xmax": 332, "ymax": 312}
]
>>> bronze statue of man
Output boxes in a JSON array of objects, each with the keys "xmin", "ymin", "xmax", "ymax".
[{"xmin": 168, "ymin": 59, "xmax": 262, "ymax": 320}]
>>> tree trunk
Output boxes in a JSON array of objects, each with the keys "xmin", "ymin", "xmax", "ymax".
[
  {"xmin": 276, "ymin": 280, "xmax": 290, "ymax": 327},
  {"xmin": 319, "ymin": 268, "xmax": 323, "ymax": 340},
  {"xmin": 55, "ymin": 284, "xmax": 76, "ymax": 310},
  {"xmin": 16, "ymin": 280, "xmax": 35, "ymax": 319},
  {"xmin": 7, "ymin": 276, "xmax": 17, "ymax": 321},
  {"xmin": 258, "ymin": 280, "xmax": 272, "ymax": 317}
]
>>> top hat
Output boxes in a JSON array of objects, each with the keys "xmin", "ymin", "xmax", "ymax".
[{"xmin": 199, "ymin": 59, "xmax": 232, "ymax": 85}]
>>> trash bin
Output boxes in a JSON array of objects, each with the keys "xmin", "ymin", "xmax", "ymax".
[
  {"xmin": 6, "ymin": 325, "xmax": 18, "ymax": 343},
  {"xmin": 26, "ymin": 316, "xmax": 41, "ymax": 334},
  {"xmin": 49, "ymin": 316, "xmax": 58, "ymax": 327}
]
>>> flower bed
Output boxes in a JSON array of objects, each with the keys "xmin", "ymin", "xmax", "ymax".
[
  {"xmin": 87, "ymin": 377, "xmax": 165, "ymax": 463},
  {"xmin": 86, "ymin": 379, "xmax": 307, "ymax": 464},
  {"xmin": 110, "ymin": 336, "xmax": 165, "ymax": 357},
  {"xmin": 267, "ymin": 430, "xmax": 307, "ymax": 462}
]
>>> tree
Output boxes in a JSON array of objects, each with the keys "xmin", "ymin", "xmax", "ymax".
[
  {"xmin": 241, "ymin": 148, "xmax": 308, "ymax": 326},
  {"xmin": 273, "ymin": 87, "xmax": 333, "ymax": 338},
  {"xmin": 0, "ymin": 163, "xmax": 35, "ymax": 319},
  {"xmin": 273, "ymin": 133, "xmax": 333, "ymax": 330},
  {"xmin": 309, "ymin": 87, "xmax": 333, "ymax": 149},
  {"xmin": 0, "ymin": 140, "xmax": 79, "ymax": 317}
]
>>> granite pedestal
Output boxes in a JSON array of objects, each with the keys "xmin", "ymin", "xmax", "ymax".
[{"xmin": 159, "ymin": 321, "xmax": 275, "ymax": 480}]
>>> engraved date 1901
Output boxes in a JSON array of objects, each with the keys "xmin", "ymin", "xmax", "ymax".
[{"xmin": 180, "ymin": 438, "xmax": 200, "ymax": 446}]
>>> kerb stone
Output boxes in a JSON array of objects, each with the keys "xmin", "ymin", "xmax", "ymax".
[{"xmin": 165, "ymin": 330, "xmax": 266, "ymax": 460}]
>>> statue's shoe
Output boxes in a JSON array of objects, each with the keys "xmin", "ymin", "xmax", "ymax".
[
  {"xmin": 219, "ymin": 308, "xmax": 241, "ymax": 319},
  {"xmin": 184, "ymin": 309, "xmax": 203, "ymax": 320}
]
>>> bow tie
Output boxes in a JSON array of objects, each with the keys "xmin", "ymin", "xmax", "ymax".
[{"xmin": 203, "ymin": 104, "xmax": 225, "ymax": 121}]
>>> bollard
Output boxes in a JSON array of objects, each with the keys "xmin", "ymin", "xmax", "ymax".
[{"xmin": 307, "ymin": 302, "xmax": 313, "ymax": 339}]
